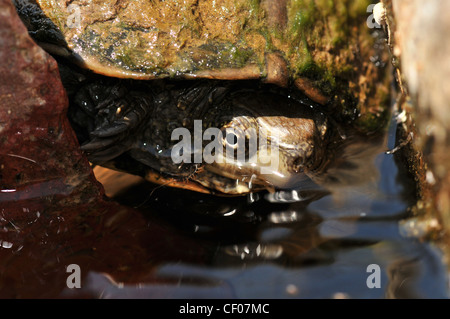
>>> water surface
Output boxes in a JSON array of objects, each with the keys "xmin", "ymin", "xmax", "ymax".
[{"xmin": 0, "ymin": 114, "xmax": 448, "ymax": 299}]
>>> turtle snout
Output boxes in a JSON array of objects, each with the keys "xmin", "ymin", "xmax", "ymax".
[{"xmin": 288, "ymin": 142, "xmax": 314, "ymax": 174}]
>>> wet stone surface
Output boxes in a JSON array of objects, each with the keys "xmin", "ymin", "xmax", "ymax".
[
  {"xmin": 0, "ymin": 0, "xmax": 103, "ymax": 223},
  {"xmin": 383, "ymin": 0, "xmax": 450, "ymax": 250}
]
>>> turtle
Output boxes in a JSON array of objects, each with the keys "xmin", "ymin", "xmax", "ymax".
[
  {"xmin": 66, "ymin": 74, "xmax": 332, "ymax": 195},
  {"xmin": 12, "ymin": 0, "xmax": 377, "ymax": 195}
]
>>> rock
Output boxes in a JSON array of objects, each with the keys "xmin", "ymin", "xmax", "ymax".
[
  {"xmin": 0, "ymin": 0, "xmax": 103, "ymax": 222},
  {"xmin": 0, "ymin": 0, "xmax": 105, "ymax": 296},
  {"xmin": 381, "ymin": 1, "xmax": 450, "ymax": 242}
]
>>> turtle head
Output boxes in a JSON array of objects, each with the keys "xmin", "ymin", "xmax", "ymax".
[{"xmin": 194, "ymin": 90, "xmax": 330, "ymax": 194}]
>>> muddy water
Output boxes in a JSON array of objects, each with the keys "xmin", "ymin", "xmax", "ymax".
[{"xmin": 0, "ymin": 114, "xmax": 448, "ymax": 299}]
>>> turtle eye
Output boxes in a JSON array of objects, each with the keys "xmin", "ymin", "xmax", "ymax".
[
  {"xmin": 226, "ymin": 132, "xmax": 239, "ymax": 148},
  {"xmin": 222, "ymin": 128, "xmax": 240, "ymax": 150},
  {"xmin": 222, "ymin": 127, "xmax": 250, "ymax": 162}
]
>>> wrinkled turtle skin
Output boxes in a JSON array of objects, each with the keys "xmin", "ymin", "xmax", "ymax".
[{"xmin": 12, "ymin": 0, "xmax": 375, "ymax": 195}]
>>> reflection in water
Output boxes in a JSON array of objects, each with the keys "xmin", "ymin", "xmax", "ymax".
[{"xmin": 0, "ymin": 116, "xmax": 448, "ymax": 298}]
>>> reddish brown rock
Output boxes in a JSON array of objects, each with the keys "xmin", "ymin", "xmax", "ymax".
[{"xmin": 0, "ymin": 0, "xmax": 104, "ymax": 222}]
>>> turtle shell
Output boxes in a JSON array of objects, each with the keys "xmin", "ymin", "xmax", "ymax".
[{"xmin": 23, "ymin": 0, "xmax": 369, "ymax": 105}]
